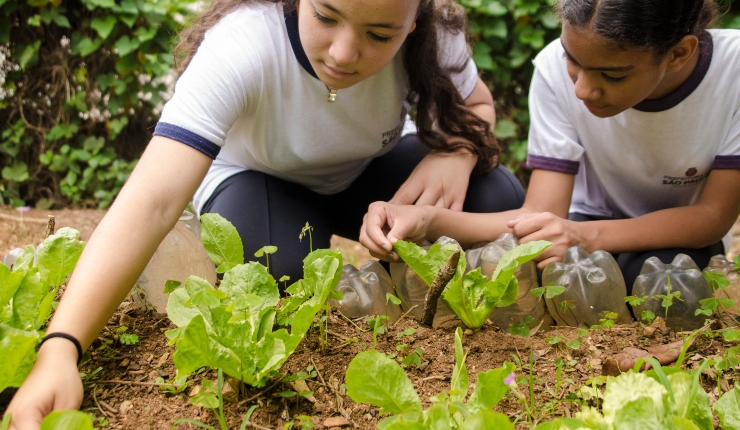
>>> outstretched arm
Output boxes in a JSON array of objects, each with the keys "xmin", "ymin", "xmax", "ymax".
[
  {"xmin": 389, "ymin": 77, "xmax": 495, "ymax": 210},
  {"xmin": 361, "ymin": 169, "xmax": 575, "ymax": 260},
  {"xmin": 6, "ymin": 136, "xmax": 212, "ymax": 429},
  {"xmin": 509, "ymin": 169, "xmax": 740, "ymax": 269}
]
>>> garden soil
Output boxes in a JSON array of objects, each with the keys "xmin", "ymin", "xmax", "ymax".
[{"xmin": 1, "ymin": 206, "xmax": 740, "ymax": 429}]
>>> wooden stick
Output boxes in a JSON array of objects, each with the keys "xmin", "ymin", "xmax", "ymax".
[
  {"xmin": 87, "ymin": 379, "xmax": 180, "ymax": 387},
  {"xmin": 237, "ymin": 373, "xmax": 286, "ymax": 405},
  {"xmin": 421, "ymin": 249, "xmax": 460, "ymax": 327},
  {"xmin": 0, "ymin": 213, "xmax": 49, "ymax": 224},
  {"xmin": 45, "ymin": 215, "xmax": 55, "ymax": 238}
]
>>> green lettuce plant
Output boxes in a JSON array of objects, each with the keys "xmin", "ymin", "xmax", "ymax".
[
  {"xmin": 393, "ymin": 240, "xmax": 550, "ymax": 330},
  {"xmin": 346, "ymin": 327, "xmax": 515, "ymax": 429},
  {"xmin": 0, "ymin": 228, "xmax": 85, "ymax": 393},
  {"xmin": 535, "ymin": 357, "xmax": 720, "ymax": 430},
  {"xmin": 165, "ymin": 213, "xmax": 342, "ymax": 387}
]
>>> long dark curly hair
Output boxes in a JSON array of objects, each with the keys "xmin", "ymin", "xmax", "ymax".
[{"xmin": 174, "ymin": 0, "xmax": 499, "ymax": 175}]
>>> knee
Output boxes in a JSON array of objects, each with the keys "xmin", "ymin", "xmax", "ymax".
[{"xmin": 464, "ymin": 166, "xmax": 525, "ymax": 213}]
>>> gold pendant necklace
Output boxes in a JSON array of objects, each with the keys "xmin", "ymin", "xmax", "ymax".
[{"xmin": 326, "ymin": 85, "xmax": 337, "ymax": 102}]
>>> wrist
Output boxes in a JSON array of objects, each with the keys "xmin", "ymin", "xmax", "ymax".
[
  {"xmin": 38, "ymin": 334, "xmax": 82, "ymax": 366},
  {"xmin": 577, "ymin": 221, "xmax": 600, "ymax": 252},
  {"xmin": 425, "ymin": 206, "xmax": 445, "ymax": 240}
]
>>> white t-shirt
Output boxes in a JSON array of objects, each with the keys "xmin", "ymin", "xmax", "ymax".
[
  {"xmin": 154, "ymin": 2, "xmax": 478, "ymax": 213},
  {"xmin": 527, "ymin": 30, "xmax": 740, "ymax": 248}
]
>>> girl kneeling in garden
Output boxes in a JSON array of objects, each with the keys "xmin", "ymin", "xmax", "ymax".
[
  {"xmin": 361, "ymin": 0, "xmax": 740, "ymax": 290},
  {"xmin": 5, "ymin": 0, "xmax": 525, "ymax": 426}
]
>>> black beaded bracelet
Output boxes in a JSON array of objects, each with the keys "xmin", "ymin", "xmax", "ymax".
[{"xmin": 39, "ymin": 332, "xmax": 83, "ymax": 365}]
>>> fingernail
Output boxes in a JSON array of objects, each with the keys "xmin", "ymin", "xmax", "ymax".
[
  {"xmin": 388, "ymin": 253, "xmax": 395, "ymax": 259},
  {"xmin": 381, "ymin": 244, "xmax": 388, "ymax": 250}
]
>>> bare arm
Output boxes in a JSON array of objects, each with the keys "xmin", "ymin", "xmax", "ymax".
[
  {"xmin": 7, "ymin": 136, "xmax": 212, "ymax": 429},
  {"xmin": 510, "ymin": 169, "xmax": 740, "ymax": 267},
  {"xmin": 360, "ymin": 169, "xmax": 574, "ymax": 258}
]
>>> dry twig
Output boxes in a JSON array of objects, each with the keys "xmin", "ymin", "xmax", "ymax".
[{"xmin": 421, "ymin": 249, "xmax": 460, "ymax": 326}]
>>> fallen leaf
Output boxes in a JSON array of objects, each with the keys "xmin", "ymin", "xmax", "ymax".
[
  {"xmin": 290, "ymin": 379, "xmax": 316, "ymax": 403},
  {"xmin": 602, "ymin": 339, "xmax": 688, "ymax": 376},
  {"xmin": 323, "ymin": 416, "xmax": 350, "ymax": 427}
]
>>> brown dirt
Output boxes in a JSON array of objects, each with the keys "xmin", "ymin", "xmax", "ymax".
[{"xmin": 1, "ymin": 207, "xmax": 739, "ymax": 429}]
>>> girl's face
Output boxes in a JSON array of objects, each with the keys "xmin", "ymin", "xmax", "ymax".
[
  {"xmin": 560, "ymin": 23, "xmax": 672, "ymax": 118},
  {"xmin": 298, "ymin": 0, "xmax": 420, "ymax": 89}
]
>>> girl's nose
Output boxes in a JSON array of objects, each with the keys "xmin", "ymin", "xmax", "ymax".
[
  {"xmin": 573, "ymin": 72, "xmax": 601, "ymax": 102},
  {"xmin": 328, "ymin": 30, "xmax": 360, "ymax": 66}
]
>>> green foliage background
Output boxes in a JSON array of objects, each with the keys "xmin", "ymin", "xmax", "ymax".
[{"xmin": 1, "ymin": 0, "xmax": 739, "ymax": 207}]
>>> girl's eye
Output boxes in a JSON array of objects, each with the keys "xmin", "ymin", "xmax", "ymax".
[
  {"xmin": 313, "ymin": 11, "xmax": 333, "ymax": 24},
  {"xmin": 602, "ymin": 74, "xmax": 626, "ymax": 83},
  {"xmin": 369, "ymin": 33, "xmax": 393, "ymax": 43}
]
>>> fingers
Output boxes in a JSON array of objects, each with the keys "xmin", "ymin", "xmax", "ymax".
[
  {"xmin": 360, "ymin": 204, "xmax": 393, "ymax": 257},
  {"xmin": 535, "ymin": 254, "xmax": 562, "ymax": 271},
  {"xmin": 389, "ymin": 180, "xmax": 423, "ymax": 206}
]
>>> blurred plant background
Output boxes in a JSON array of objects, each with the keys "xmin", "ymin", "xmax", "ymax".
[{"xmin": 1, "ymin": 0, "xmax": 739, "ymax": 208}]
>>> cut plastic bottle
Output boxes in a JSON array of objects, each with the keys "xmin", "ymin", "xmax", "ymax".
[
  {"xmin": 542, "ymin": 246, "xmax": 632, "ymax": 327},
  {"xmin": 328, "ymin": 261, "xmax": 401, "ymax": 321},
  {"xmin": 632, "ymin": 254, "xmax": 713, "ymax": 331},
  {"xmin": 133, "ymin": 211, "xmax": 217, "ymax": 313},
  {"xmin": 466, "ymin": 233, "xmax": 553, "ymax": 331},
  {"xmin": 703, "ymin": 255, "xmax": 740, "ymax": 318},
  {"xmin": 390, "ymin": 236, "xmax": 458, "ymax": 328}
]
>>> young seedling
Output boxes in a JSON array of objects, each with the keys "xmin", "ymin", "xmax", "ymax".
[
  {"xmin": 591, "ymin": 311, "xmax": 619, "ymax": 331},
  {"xmin": 366, "ymin": 314, "xmax": 389, "ymax": 350},
  {"xmin": 346, "ymin": 327, "xmax": 516, "ymax": 428},
  {"xmin": 299, "ymin": 222, "xmax": 314, "ymax": 252},
  {"xmin": 175, "ymin": 369, "xmax": 259, "ymax": 430},
  {"xmin": 654, "ymin": 274, "xmax": 683, "ymax": 321},
  {"xmin": 254, "ymin": 245, "xmax": 277, "ymax": 272}
]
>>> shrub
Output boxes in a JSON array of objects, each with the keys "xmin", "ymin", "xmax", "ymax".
[{"xmin": 0, "ymin": 0, "xmax": 196, "ymax": 208}]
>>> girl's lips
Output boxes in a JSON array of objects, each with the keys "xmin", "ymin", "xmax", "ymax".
[
  {"xmin": 323, "ymin": 63, "xmax": 356, "ymax": 79},
  {"xmin": 583, "ymin": 100, "xmax": 608, "ymax": 112}
]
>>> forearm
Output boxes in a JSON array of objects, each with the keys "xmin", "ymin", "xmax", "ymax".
[
  {"xmin": 583, "ymin": 170, "xmax": 740, "ymax": 254},
  {"xmin": 46, "ymin": 138, "xmax": 211, "ymax": 350},
  {"xmin": 583, "ymin": 204, "xmax": 736, "ymax": 254},
  {"xmin": 425, "ymin": 206, "xmax": 533, "ymax": 248}
]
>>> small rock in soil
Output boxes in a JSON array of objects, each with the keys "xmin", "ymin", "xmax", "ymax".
[
  {"xmin": 119, "ymin": 314, "xmax": 135, "ymax": 327},
  {"xmin": 464, "ymin": 329, "xmax": 473, "ymax": 335},
  {"xmin": 323, "ymin": 416, "xmax": 350, "ymax": 427},
  {"xmin": 119, "ymin": 400, "xmax": 133, "ymax": 415}
]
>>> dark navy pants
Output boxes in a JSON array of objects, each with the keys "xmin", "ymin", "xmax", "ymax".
[{"xmin": 203, "ymin": 135, "xmax": 526, "ymax": 282}]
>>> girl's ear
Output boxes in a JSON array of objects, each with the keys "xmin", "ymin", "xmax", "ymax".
[{"xmin": 665, "ymin": 35, "xmax": 700, "ymax": 73}]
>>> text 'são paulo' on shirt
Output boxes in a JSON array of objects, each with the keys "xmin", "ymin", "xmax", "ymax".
[
  {"xmin": 154, "ymin": 2, "xmax": 478, "ymax": 213},
  {"xmin": 527, "ymin": 30, "xmax": 740, "ymax": 248}
]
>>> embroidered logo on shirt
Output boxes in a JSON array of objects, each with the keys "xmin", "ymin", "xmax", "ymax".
[{"xmin": 662, "ymin": 167, "xmax": 707, "ymax": 187}]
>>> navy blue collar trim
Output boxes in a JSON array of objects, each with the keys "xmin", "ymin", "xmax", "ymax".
[
  {"xmin": 632, "ymin": 31, "xmax": 713, "ymax": 113},
  {"xmin": 284, "ymin": 7, "xmax": 318, "ymax": 79}
]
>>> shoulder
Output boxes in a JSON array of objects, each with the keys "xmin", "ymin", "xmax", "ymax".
[
  {"xmin": 202, "ymin": 2, "xmax": 283, "ymax": 51},
  {"xmin": 533, "ymin": 38, "xmax": 564, "ymax": 74},
  {"xmin": 708, "ymin": 29, "xmax": 740, "ymax": 62}
]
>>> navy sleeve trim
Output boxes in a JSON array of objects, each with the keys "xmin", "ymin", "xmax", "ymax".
[
  {"xmin": 527, "ymin": 154, "xmax": 580, "ymax": 175},
  {"xmin": 153, "ymin": 122, "xmax": 221, "ymax": 160},
  {"xmin": 712, "ymin": 155, "xmax": 740, "ymax": 169}
]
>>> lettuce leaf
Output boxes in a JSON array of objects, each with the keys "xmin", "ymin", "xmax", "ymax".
[
  {"xmin": 394, "ymin": 239, "xmax": 549, "ymax": 330},
  {"xmin": 168, "ymin": 246, "xmax": 342, "ymax": 387}
]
